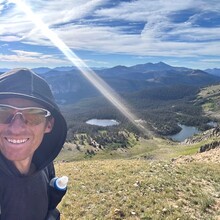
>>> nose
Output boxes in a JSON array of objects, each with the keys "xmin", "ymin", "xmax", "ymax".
[
  {"xmin": 8, "ymin": 112, "xmax": 26, "ymax": 128},
  {"xmin": 11, "ymin": 112, "xmax": 25, "ymax": 122},
  {"xmin": 6, "ymin": 112, "xmax": 27, "ymax": 135}
]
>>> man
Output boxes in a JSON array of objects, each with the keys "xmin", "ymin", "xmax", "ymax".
[{"xmin": 0, "ymin": 68, "xmax": 67, "ymax": 220}]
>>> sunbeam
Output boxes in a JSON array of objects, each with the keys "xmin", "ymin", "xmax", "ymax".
[{"xmin": 8, "ymin": 0, "xmax": 152, "ymax": 137}]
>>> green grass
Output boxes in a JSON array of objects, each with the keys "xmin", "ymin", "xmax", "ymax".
[
  {"xmin": 203, "ymin": 101, "xmax": 215, "ymax": 111},
  {"xmin": 197, "ymin": 84, "xmax": 220, "ymax": 118},
  {"xmin": 57, "ymin": 135, "xmax": 203, "ymax": 162},
  {"xmin": 56, "ymin": 159, "xmax": 220, "ymax": 220}
]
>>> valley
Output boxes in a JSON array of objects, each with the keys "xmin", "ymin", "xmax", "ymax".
[
  {"xmin": 20, "ymin": 62, "xmax": 219, "ymax": 160},
  {"xmin": 2, "ymin": 62, "xmax": 220, "ymax": 159}
]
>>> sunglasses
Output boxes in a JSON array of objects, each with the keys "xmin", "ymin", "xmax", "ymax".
[{"xmin": 0, "ymin": 104, "xmax": 51, "ymax": 126}]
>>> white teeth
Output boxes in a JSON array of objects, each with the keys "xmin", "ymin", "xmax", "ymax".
[{"xmin": 7, "ymin": 138, "xmax": 28, "ymax": 144}]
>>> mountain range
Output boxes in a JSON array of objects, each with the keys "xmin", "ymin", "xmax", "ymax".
[
  {"xmin": 1, "ymin": 62, "xmax": 220, "ymax": 104},
  {"xmin": 0, "ymin": 61, "xmax": 219, "ymax": 75}
]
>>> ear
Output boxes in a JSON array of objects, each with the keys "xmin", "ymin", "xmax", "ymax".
[{"xmin": 44, "ymin": 117, "xmax": 54, "ymax": 133}]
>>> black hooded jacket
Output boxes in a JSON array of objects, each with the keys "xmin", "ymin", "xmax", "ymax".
[{"xmin": 0, "ymin": 69, "xmax": 67, "ymax": 220}]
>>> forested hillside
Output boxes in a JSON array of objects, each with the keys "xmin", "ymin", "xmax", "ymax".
[{"xmin": 62, "ymin": 84, "xmax": 211, "ymax": 138}]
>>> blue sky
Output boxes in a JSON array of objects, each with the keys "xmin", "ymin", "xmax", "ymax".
[{"xmin": 0, "ymin": 0, "xmax": 220, "ymax": 69}]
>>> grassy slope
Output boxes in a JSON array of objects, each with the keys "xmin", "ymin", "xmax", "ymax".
[
  {"xmin": 56, "ymin": 155, "xmax": 220, "ymax": 220},
  {"xmin": 197, "ymin": 84, "xmax": 220, "ymax": 119},
  {"xmin": 57, "ymin": 136, "xmax": 201, "ymax": 162},
  {"xmin": 55, "ymin": 136, "xmax": 220, "ymax": 220}
]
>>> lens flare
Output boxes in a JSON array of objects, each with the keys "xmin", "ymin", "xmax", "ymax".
[{"xmin": 8, "ymin": 0, "xmax": 152, "ymax": 136}]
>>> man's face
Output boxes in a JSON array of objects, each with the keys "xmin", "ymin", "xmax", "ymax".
[{"xmin": 0, "ymin": 97, "xmax": 54, "ymax": 162}]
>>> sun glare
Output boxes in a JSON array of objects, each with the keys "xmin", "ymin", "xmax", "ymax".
[{"xmin": 8, "ymin": 0, "xmax": 152, "ymax": 136}]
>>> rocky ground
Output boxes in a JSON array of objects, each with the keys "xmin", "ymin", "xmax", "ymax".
[{"xmin": 173, "ymin": 147, "xmax": 220, "ymax": 164}]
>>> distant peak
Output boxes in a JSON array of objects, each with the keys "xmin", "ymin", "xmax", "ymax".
[{"xmin": 130, "ymin": 61, "xmax": 173, "ymax": 72}]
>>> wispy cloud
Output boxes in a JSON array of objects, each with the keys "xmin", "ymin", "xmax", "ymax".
[
  {"xmin": 0, "ymin": 49, "xmax": 70, "ymax": 67},
  {"xmin": 0, "ymin": 0, "xmax": 220, "ymax": 68}
]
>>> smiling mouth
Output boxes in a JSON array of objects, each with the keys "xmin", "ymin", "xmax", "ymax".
[{"xmin": 6, "ymin": 138, "xmax": 29, "ymax": 144}]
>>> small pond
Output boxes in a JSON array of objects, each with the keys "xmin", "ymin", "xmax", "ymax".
[
  {"xmin": 168, "ymin": 124, "xmax": 200, "ymax": 142},
  {"xmin": 86, "ymin": 119, "xmax": 120, "ymax": 127}
]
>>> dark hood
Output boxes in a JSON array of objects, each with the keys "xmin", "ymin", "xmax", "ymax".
[{"xmin": 0, "ymin": 68, "xmax": 67, "ymax": 171}]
